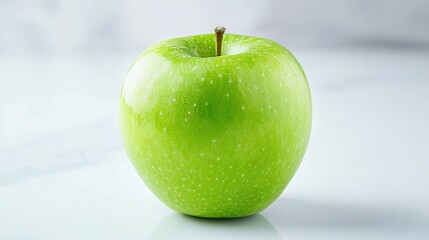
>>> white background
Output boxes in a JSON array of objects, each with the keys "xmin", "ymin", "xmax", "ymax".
[
  {"xmin": 1, "ymin": 0, "xmax": 429, "ymax": 239},
  {"xmin": 1, "ymin": 0, "xmax": 428, "ymax": 55}
]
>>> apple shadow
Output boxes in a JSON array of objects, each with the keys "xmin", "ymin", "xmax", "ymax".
[
  {"xmin": 148, "ymin": 213, "xmax": 281, "ymax": 240},
  {"xmin": 262, "ymin": 198, "xmax": 429, "ymax": 234}
]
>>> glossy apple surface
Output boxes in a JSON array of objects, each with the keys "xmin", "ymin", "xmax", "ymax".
[{"xmin": 120, "ymin": 33, "xmax": 311, "ymax": 218}]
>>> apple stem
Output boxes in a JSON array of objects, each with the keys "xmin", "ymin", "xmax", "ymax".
[{"xmin": 215, "ymin": 26, "xmax": 226, "ymax": 57}]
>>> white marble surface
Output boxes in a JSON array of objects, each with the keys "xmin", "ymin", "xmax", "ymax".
[{"xmin": 1, "ymin": 49, "xmax": 428, "ymax": 239}]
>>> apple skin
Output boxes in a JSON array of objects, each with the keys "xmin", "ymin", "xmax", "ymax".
[{"xmin": 120, "ymin": 33, "xmax": 311, "ymax": 218}]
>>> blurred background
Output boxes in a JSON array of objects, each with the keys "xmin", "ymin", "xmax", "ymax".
[
  {"xmin": 1, "ymin": 0, "xmax": 429, "ymax": 55},
  {"xmin": 0, "ymin": 0, "xmax": 428, "ymax": 239}
]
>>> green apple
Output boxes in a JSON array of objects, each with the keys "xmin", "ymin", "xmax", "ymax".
[{"xmin": 120, "ymin": 28, "xmax": 311, "ymax": 218}]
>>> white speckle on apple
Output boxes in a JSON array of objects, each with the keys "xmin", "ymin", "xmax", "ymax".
[
  {"xmin": 210, "ymin": 80, "xmax": 213, "ymax": 84},
  {"xmin": 184, "ymin": 118, "xmax": 188, "ymax": 122},
  {"xmin": 200, "ymin": 153, "xmax": 204, "ymax": 157},
  {"xmin": 201, "ymin": 77, "xmax": 205, "ymax": 81},
  {"xmin": 193, "ymin": 103, "xmax": 197, "ymax": 107},
  {"xmin": 226, "ymin": 93, "xmax": 230, "ymax": 97},
  {"xmin": 205, "ymin": 102, "xmax": 208, "ymax": 106},
  {"xmin": 212, "ymin": 139, "xmax": 216, "ymax": 143},
  {"xmin": 171, "ymin": 88, "xmax": 175, "ymax": 92},
  {"xmin": 254, "ymin": 85, "xmax": 258, "ymax": 90},
  {"xmin": 173, "ymin": 98, "xmax": 176, "ymax": 102},
  {"xmin": 163, "ymin": 127, "xmax": 166, "ymax": 131},
  {"xmin": 216, "ymin": 157, "xmax": 221, "ymax": 161},
  {"xmin": 159, "ymin": 111, "xmax": 163, "ymax": 116},
  {"xmin": 218, "ymin": 73, "xmax": 222, "ymax": 78},
  {"xmin": 241, "ymin": 106, "xmax": 245, "ymax": 110},
  {"xmin": 237, "ymin": 144, "xmax": 241, "ymax": 148},
  {"xmin": 188, "ymin": 111, "xmax": 191, "ymax": 115}
]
